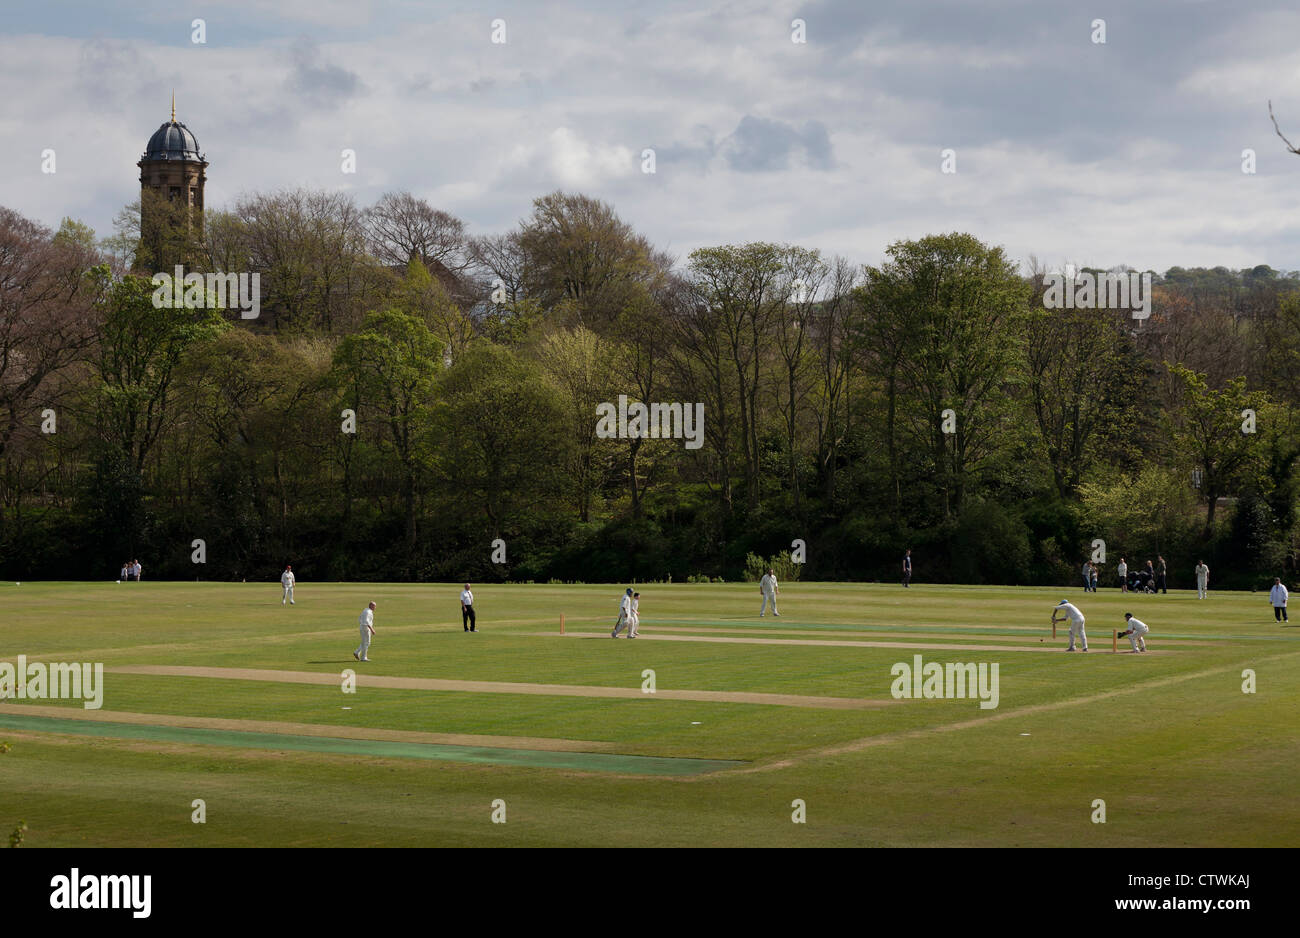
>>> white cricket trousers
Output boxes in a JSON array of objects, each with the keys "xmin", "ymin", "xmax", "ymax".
[
  {"xmin": 282, "ymin": 585, "xmax": 294, "ymax": 604},
  {"xmin": 1127, "ymin": 622, "xmax": 1148, "ymax": 651},
  {"xmin": 613, "ymin": 612, "xmax": 630, "ymax": 637},
  {"xmin": 1197, "ymin": 576, "xmax": 1208, "ymax": 599},
  {"xmin": 355, "ymin": 624, "xmax": 371, "ymax": 659},
  {"xmin": 760, "ymin": 592, "xmax": 779, "ymax": 616},
  {"xmin": 1069, "ymin": 619, "xmax": 1087, "ymax": 649}
]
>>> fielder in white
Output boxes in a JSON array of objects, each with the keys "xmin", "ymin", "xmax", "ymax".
[
  {"xmin": 354, "ymin": 602, "xmax": 376, "ymax": 661},
  {"xmin": 759, "ymin": 569, "xmax": 780, "ymax": 617},
  {"xmin": 1052, "ymin": 599, "xmax": 1088, "ymax": 652},
  {"xmin": 1117, "ymin": 612, "xmax": 1149, "ymax": 652},
  {"xmin": 281, "ymin": 565, "xmax": 295, "ymax": 605},
  {"xmin": 1195, "ymin": 561, "xmax": 1210, "ymax": 599},
  {"xmin": 612, "ymin": 588, "xmax": 634, "ymax": 638}
]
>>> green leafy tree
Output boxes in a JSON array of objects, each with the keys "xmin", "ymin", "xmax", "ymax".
[
  {"xmin": 744, "ymin": 550, "xmax": 802, "ymax": 582},
  {"xmin": 537, "ymin": 326, "xmax": 619, "ymax": 522},
  {"xmin": 517, "ymin": 191, "xmax": 665, "ymax": 329},
  {"xmin": 863, "ymin": 233, "xmax": 1031, "ymax": 518},
  {"xmin": 1167, "ymin": 363, "xmax": 1270, "ymax": 534},
  {"xmin": 1024, "ymin": 303, "xmax": 1152, "ymax": 496},
  {"xmin": 334, "ymin": 310, "xmax": 442, "ymax": 561},
  {"xmin": 1078, "ymin": 465, "xmax": 1200, "ymax": 560},
  {"xmin": 435, "ymin": 343, "xmax": 568, "ymax": 541},
  {"xmin": 91, "ymin": 272, "xmax": 228, "ymax": 475},
  {"xmin": 684, "ymin": 242, "xmax": 787, "ymax": 511}
]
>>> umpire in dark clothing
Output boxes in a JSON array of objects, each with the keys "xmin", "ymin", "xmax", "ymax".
[{"xmin": 1156, "ymin": 556, "xmax": 1168, "ymax": 594}]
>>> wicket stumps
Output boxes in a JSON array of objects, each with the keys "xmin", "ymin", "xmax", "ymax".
[{"xmin": 560, "ymin": 613, "xmax": 565, "ymax": 635}]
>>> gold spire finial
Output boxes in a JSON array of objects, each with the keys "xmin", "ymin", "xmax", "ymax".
[{"xmin": 171, "ymin": 90, "xmax": 176, "ymax": 122}]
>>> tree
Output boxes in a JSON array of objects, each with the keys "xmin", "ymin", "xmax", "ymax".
[
  {"xmin": 1167, "ymin": 363, "xmax": 1270, "ymax": 534},
  {"xmin": 467, "ymin": 229, "xmax": 529, "ymax": 308},
  {"xmin": 862, "ymin": 233, "xmax": 1030, "ymax": 518},
  {"xmin": 52, "ymin": 218, "xmax": 97, "ymax": 254},
  {"xmin": 1262, "ymin": 292, "xmax": 1300, "ymax": 406},
  {"xmin": 1269, "ymin": 100, "xmax": 1300, "ymax": 156},
  {"xmin": 397, "ymin": 259, "xmax": 475, "ymax": 363},
  {"xmin": 435, "ymin": 343, "xmax": 567, "ymax": 540},
  {"xmin": 807, "ymin": 257, "xmax": 860, "ymax": 503},
  {"xmin": 1024, "ymin": 295, "xmax": 1151, "ymax": 496},
  {"xmin": 234, "ymin": 189, "xmax": 381, "ymax": 332},
  {"xmin": 333, "ymin": 310, "xmax": 442, "ymax": 561},
  {"xmin": 91, "ymin": 273, "xmax": 228, "ymax": 475},
  {"xmin": 684, "ymin": 243, "xmax": 787, "ymax": 511},
  {"xmin": 1078, "ymin": 465, "xmax": 1199, "ymax": 558},
  {"xmin": 366, "ymin": 192, "xmax": 470, "ymax": 273},
  {"xmin": 0, "ymin": 209, "xmax": 102, "ymax": 464},
  {"xmin": 771, "ymin": 245, "xmax": 827, "ymax": 511},
  {"xmin": 182, "ymin": 329, "xmax": 332, "ymax": 560},
  {"xmin": 202, "ymin": 209, "xmax": 251, "ymax": 277},
  {"xmin": 537, "ymin": 325, "xmax": 619, "ymax": 522},
  {"xmin": 608, "ymin": 281, "xmax": 677, "ymax": 519},
  {"xmin": 517, "ymin": 191, "xmax": 665, "ymax": 329}
]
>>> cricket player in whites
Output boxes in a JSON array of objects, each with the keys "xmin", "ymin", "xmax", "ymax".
[
  {"xmin": 612, "ymin": 588, "xmax": 634, "ymax": 637},
  {"xmin": 1117, "ymin": 612, "xmax": 1148, "ymax": 652},
  {"xmin": 759, "ymin": 569, "xmax": 780, "ymax": 617},
  {"xmin": 1195, "ymin": 560, "xmax": 1210, "ymax": 599},
  {"xmin": 354, "ymin": 602, "xmax": 376, "ymax": 661},
  {"xmin": 1052, "ymin": 599, "xmax": 1088, "ymax": 652},
  {"xmin": 281, "ymin": 564, "xmax": 296, "ymax": 605},
  {"xmin": 627, "ymin": 592, "xmax": 641, "ymax": 638}
]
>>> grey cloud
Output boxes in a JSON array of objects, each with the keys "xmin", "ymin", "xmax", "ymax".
[
  {"xmin": 77, "ymin": 37, "xmax": 151, "ymax": 111},
  {"xmin": 286, "ymin": 37, "xmax": 364, "ymax": 108},
  {"xmin": 721, "ymin": 116, "xmax": 833, "ymax": 172}
]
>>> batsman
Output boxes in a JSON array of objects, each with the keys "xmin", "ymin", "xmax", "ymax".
[{"xmin": 1051, "ymin": 599, "xmax": 1089, "ymax": 652}]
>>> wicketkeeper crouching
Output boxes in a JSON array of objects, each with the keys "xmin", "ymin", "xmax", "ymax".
[{"xmin": 1117, "ymin": 612, "xmax": 1148, "ymax": 653}]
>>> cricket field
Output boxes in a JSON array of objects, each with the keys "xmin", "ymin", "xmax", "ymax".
[{"xmin": 1, "ymin": 580, "xmax": 1296, "ymax": 847}]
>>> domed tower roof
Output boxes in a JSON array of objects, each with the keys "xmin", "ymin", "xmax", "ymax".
[{"xmin": 141, "ymin": 94, "xmax": 205, "ymax": 162}]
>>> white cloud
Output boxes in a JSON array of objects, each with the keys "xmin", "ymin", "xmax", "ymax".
[{"xmin": 3, "ymin": 1, "xmax": 1300, "ymax": 274}]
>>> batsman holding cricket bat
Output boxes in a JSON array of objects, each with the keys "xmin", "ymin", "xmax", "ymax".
[
  {"xmin": 1051, "ymin": 599, "xmax": 1088, "ymax": 652},
  {"xmin": 354, "ymin": 601, "xmax": 376, "ymax": 662}
]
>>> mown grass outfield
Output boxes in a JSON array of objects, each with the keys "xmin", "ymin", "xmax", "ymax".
[{"xmin": 1, "ymin": 580, "xmax": 1297, "ymax": 846}]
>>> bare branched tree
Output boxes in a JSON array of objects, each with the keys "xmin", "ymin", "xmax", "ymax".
[
  {"xmin": 1269, "ymin": 100, "xmax": 1300, "ymax": 155},
  {"xmin": 365, "ymin": 191, "xmax": 470, "ymax": 272},
  {"xmin": 0, "ymin": 207, "xmax": 102, "ymax": 461}
]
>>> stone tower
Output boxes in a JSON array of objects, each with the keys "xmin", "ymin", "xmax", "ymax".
[{"xmin": 136, "ymin": 94, "xmax": 207, "ymax": 270}]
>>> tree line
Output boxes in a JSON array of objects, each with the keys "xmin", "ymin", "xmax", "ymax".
[{"xmin": 3, "ymin": 190, "xmax": 1299, "ymax": 588}]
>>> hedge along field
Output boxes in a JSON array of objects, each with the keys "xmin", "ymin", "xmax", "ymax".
[{"xmin": 0, "ymin": 581, "xmax": 1297, "ymax": 846}]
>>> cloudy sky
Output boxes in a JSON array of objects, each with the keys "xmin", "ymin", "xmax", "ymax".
[{"xmin": 3, "ymin": 0, "xmax": 1300, "ymax": 273}]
